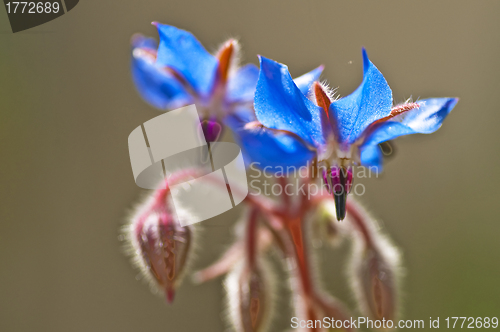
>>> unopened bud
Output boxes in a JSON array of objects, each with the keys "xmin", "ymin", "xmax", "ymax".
[
  {"xmin": 125, "ymin": 187, "xmax": 194, "ymax": 303},
  {"xmin": 350, "ymin": 238, "xmax": 400, "ymax": 328},
  {"xmin": 225, "ymin": 260, "xmax": 275, "ymax": 332}
]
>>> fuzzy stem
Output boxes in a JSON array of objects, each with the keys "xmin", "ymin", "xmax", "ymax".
[
  {"xmin": 246, "ymin": 208, "xmax": 259, "ymax": 269},
  {"xmin": 345, "ymin": 199, "xmax": 374, "ymax": 249}
]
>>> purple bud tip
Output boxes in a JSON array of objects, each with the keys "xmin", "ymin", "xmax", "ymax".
[
  {"xmin": 199, "ymin": 118, "xmax": 223, "ymax": 142},
  {"xmin": 166, "ymin": 287, "xmax": 175, "ymax": 304}
]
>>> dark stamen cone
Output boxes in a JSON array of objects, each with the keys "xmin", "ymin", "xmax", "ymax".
[
  {"xmin": 334, "ymin": 192, "xmax": 347, "ymax": 221},
  {"xmin": 330, "ymin": 166, "xmax": 353, "ymax": 221}
]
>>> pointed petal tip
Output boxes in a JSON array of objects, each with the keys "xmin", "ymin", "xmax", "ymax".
[
  {"xmin": 258, "ymin": 56, "xmax": 288, "ymax": 74},
  {"xmin": 314, "ymin": 64, "xmax": 325, "ymax": 74},
  {"xmin": 314, "ymin": 64, "xmax": 325, "ymax": 76},
  {"xmin": 257, "ymin": 55, "xmax": 267, "ymax": 67},
  {"xmin": 257, "ymin": 55, "xmax": 282, "ymax": 66},
  {"xmin": 151, "ymin": 21, "xmax": 159, "ymax": 27},
  {"xmin": 446, "ymin": 97, "xmax": 459, "ymax": 110},
  {"xmin": 257, "ymin": 54, "xmax": 271, "ymax": 65},
  {"xmin": 361, "ymin": 47, "xmax": 370, "ymax": 72}
]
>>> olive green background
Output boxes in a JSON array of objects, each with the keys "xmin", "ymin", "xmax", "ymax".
[{"xmin": 1, "ymin": 1, "xmax": 499, "ymax": 331}]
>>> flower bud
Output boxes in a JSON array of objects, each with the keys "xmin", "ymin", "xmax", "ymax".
[
  {"xmin": 125, "ymin": 187, "xmax": 194, "ymax": 303},
  {"xmin": 350, "ymin": 237, "xmax": 400, "ymax": 328},
  {"xmin": 225, "ymin": 260, "xmax": 275, "ymax": 332},
  {"xmin": 199, "ymin": 117, "xmax": 223, "ymax": 142}
]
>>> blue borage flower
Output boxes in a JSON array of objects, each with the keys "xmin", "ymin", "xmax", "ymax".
[
  {"xmin": 231, "ymin": 49, "xmax": 458, "ymax": 219},
  {"xmin": 132, "ymin": 24, "xmax": 255, "ymax": 116},
  {"xmin": 225, "ymin": 65, "xmax": 324, "ymax": 170},
  {"xmin": 132, "ymin": 24, "xmax": 323, "ymax": 141}
]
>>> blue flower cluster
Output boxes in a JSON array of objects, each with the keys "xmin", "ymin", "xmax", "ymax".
[{"xmin": 131, "ymin": 24, "xmax": 457, "ymax": 220}]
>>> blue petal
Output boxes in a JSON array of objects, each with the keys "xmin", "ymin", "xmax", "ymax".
[
  {"xmin": 254, "ymin": 56, "xmax": 327, "ymax": 149},
  {"xmin": 131, "ymin": 36, "xmax": 193, "ymax": 110},
  {"xmin": 226, "ymin": 64, "xmax": 259, "ymax": 104},
  {"xmin": 361, "ymin": 122, "xmax": 415, "ymax": 147},
  {"xmin": 155, "ymin": 24, "xmax": 218, "ymax": 97},
  {"xmin": 359, "ymin": 145, "xmax": 383, "ymax": 172},
  {"xmin": 361, "ymin": 97, "xmax": 458, "ymax": 147},
  {"xmin": 225, "ymin": 111, "xmax": 315, "ymax": 173},
  {"xmin": 293, "ymin": 65, "xmax": 324, "ymax": 96},
  {"xmin": 395, "ymin": 97, "xmax": 458, "ymax": 134},
  {"xmin": 132, "ymin": 34, "xmax": 157, "ymax": 49},
  {"xmin": 329, "ymin": 48, "xmax": 393, "ymax": 144}
]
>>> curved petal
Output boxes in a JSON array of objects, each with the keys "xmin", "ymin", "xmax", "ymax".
[
  {"xmin": 362, "ymin": 122, "xmax": 415, "ymax": 147},
  {"xmin": 254, "ymin": 56, "xmax": 328, "ymax": 149},
  {"xmin": 131, "ymin": 35, "xmax": 193, "ymax": 110},
  {"xmin": 226, "ymin": 64, "xmax": 259, "ymax": 104},
  {"xmin": 392, "ymin": 97, "xmax": 458, "ymax": 134},
  {"xmin": 225, "ymin": 111, "xmax": 315, "ymax": 173},
  {"xmin": 293, "ymin": 65, "xmax": 324, "ymax": 96},
  {"xmin": 155, "ymin": 24, "xmax": 218, "ymax": 97},
  {"xmin": 329, "ymin": 48, "xmax": 393, "ymax": 144},
  {"xmin": 359, "ymin": 145, "xmax": 383, "ymax": 172},
  {"xmin": 132, "ymin": 34, "xmax": 157, "ymax": 49},
  {"xmin": 361, "ymin": 97, "xmax": 458, "ymax": 147}
]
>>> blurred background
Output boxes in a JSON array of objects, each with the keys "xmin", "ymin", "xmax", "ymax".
[{"xmin": 1, "ymin": 1, "xmax": 499, "ymax": 331}]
